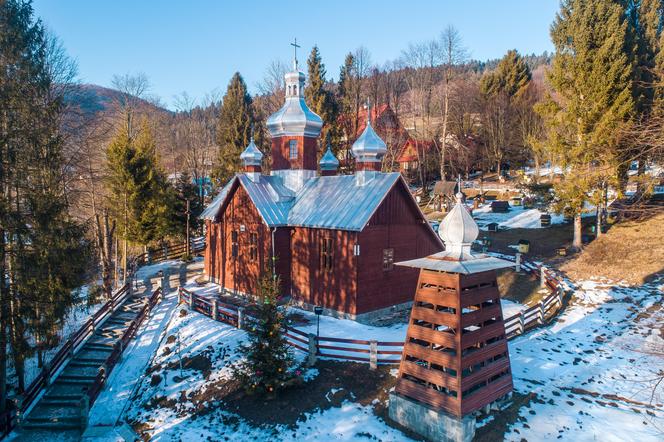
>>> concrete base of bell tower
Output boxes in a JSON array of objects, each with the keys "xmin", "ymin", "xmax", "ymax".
[{"xmin": 388, "ymin": 392, "xmax": 476, "ymax": 442}]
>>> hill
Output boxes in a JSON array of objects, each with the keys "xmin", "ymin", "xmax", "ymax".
[
  {"xmin": 64, "ymin": 83, "xmax": 170, "ymax": 117},
  {"xmin": 561, "ymin": 212, "xmax": 664, "ymax": 284}
]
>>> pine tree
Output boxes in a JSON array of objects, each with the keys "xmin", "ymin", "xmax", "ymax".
[
  {"xmin": 305, "ymin": 45, "xmax": 338, "ymax": 151},
  {"xmin": 338, "ymin": 53, "xmax": 361, "ymax": 164},
  {"xmin": 480, "ymin": 49, "xmax": 531, "ymax": 177},
  {"xmin": 540, "ymin": 0, "xmax": 636, "ymax": 250},
  {"xmin": 212, "ymin": 72, "xmax": 253, "ymax": 185},
  {"xmin": 233, "ymin": 273, "xmax": 296, "ymax": 397}
]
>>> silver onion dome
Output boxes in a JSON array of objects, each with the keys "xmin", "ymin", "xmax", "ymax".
[
  {"xmin": 266, "ymin": 69, "xmax": 323, "ymax": 138},
  {"xmin": 351, "ymin": 106, "xmax": 387, "ymax": 163},
  {"xmin": 438, "ymin": 192, "xmax": 479, "ymax": 259},
  {"xmin": 239, "ymin": 137, "xmax": 263, "ymax": 166},
  {"xmin": 319, "ymin": 144, "xmax": 339, "ymax": 171}
]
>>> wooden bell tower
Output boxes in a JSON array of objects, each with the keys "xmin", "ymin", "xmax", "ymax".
[{"xmin": 389, "ymin": 190, "xmax": 514, "ymax": 442}]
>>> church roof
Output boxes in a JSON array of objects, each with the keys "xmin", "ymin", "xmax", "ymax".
[
  {"xmin": 288, "ymin": 173, "xmax": 401, "ymax": 231},
  {"xmin": 201, "ymin": 172, "xmax": 411, "ymax": 232}
]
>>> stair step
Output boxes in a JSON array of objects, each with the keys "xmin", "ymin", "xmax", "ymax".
[
  {"xmin": 40, "ymin": 399, "xmax": 81, "ymax": 407},
  {"xmin": 53, "ymin": 378, "xmax": 93, "ymax": 385},
  {"xmin": 43, "ymin": 392, "xmax": 85, "ymax": 401},
  {"xmin": 22, "ymin": 421, "xmax": 82, "ymax": 430},
  {"xmin": 83, "ymin": 343, "xmax": 114, "ymax": 351}
]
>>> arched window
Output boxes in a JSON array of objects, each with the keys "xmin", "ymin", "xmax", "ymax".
[{"xmin": 293, "ymin": 85, "xmax": 297, "ymax": 95}]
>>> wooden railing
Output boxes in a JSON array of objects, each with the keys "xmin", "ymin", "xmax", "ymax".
[
  {"xmin": 179, "ymin": 287, "xmax": 410, "ymax": 367},
  {"xmin": 86, "ymin": 287, "xmax": 163, "ymax": 405},
  {"xmin": 178, "ymin": 253, "xmax": 576, "ymax": 367},
  {"xmin": 132, "ymin": 236, "xmax": 205, "ymax": 268},
  {"xmin": 18, "ymin": 283, "xmax": 133, "ymax": 420}
]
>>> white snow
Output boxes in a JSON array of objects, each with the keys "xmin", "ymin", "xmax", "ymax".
[
  {"xmin": 471, "ymin": 203, "xmax": 565, "ymax": 230},
  {"xmin": 89, "ymin": 257, "xmax": 664, "ymax": 442},
  {"xmin": 505, "ymin": 278, "xmax": 664, "ymax": 441}
]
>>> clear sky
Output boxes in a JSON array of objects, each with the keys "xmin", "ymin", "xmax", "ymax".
[{"xmin": 32, "ymin": 0, "xmax": 559, "ymax": 109}]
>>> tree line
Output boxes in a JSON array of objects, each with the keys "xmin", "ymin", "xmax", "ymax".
[{"xmin": 2, "ymin": 0, "xmax": 664, "ymax": 417}]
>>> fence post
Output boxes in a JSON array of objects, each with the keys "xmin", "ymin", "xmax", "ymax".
[
  {"xmin": 179, "ymin": 262, "xmax": 187, "ymax": 287},
  {"xmin": 128, "ymin": 276, "xmax": 134, "ymax": 298},
  {"xmin": 519, "ymin": 312, "xmax": 525, "ymax": 334},
  {"xmin": 540, "ymin": 266, "xmax": 546, "ymax": 288},
  {"xmin": 212, "ymin": 299, "xmax": 218, "ymax": 321},
  {"xmin": 237, "ymin": 307, "xmax": 244, "ymax": 329},
  {"xmin": 557, "ymin": 287, "xmax": 564, "ymax": 306},
  {"xmin": 188, "ymin": 290, "xmax": 194, "ymax": 310},
  {"xmin": 162, "ymin": 269, "xmax": 171, "ymax": 295},
  {"xmin": 538, "ymin": 301, "xmax": 545, "ymax": 324},
  {"xmin": 307, "ymin": 333, "xmax": 317, "ymax": 367},
  {"xmin": 515, "ymin": 253, "xmax": 521, "ymax": 273},
  {"xmin": 369, "ymin": 340, "xmax": 378, "ymax": 370},
  {"xmin": 146, "ymin": 250, "xmax": 152, "ymax": 265},
  {"xmin": 177, "ymin": 287, "xmax": 182, "ymax": 304}
]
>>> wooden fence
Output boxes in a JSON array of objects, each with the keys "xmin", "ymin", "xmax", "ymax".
[
  {"xmin": 178, "ymin": 253, "xmax": 575, "ymax": 368},
  {"xmin": 132, "ymin": 236, "xmax": 205, "ymax": 268}
]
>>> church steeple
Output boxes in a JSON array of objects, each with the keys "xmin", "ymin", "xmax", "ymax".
[{"xmin": 266, "ymin": 39, "xmax": 323, "ymax": 191}]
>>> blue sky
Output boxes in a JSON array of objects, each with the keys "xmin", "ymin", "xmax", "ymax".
[{"xmin": 32, "ymin": 0, "xmax": 559, "ymax": 109}]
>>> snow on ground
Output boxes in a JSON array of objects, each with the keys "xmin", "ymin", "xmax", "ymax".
[
  {"xmin": 14, "ymin": 285, "xmax": 105, "ymax": 390},
  {"xmin": 87, "ymin": 279, "xmax": 180, "ymax": 428},
  {"xmin": 103, "ymin": 263, "xmax": 663, "ymax": 441},
  {"xmin": 506, "ymin": 278, "xmax": 664, "ymax": 441},
  {"xmin": 472, "ymin": 203, "xmax": 565, "ymax": 230},
  {"xmin": 501, "ymin": 299, "xmax": 526, "ymax": 318}
]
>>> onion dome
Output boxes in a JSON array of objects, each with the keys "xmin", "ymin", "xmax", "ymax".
[
  {"xmin": 239, "ymin": 137, "xmax": 263, "ymax": 166},
  {"xmin": 351, "ymin": 105, "xmax": 387, "ymax": 163},
  {"xmin": 266, "ymin": 68, "xmax": 323, "ymax": 138},
  {"xmin": 319, "ymin": 144, "xmax": 339, "ymax": 171},
  {"xmin": 438, "ymin": 192, "xmax": 479, "ymax": 259}
]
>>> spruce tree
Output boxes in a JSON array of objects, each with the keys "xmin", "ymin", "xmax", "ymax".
[
  {"xmin": 106, "ymin": 119, "xmax": 176, "ymax": 253},
  {"xmin": 1, "ymin": 0, "xmax": 93, "ymax": 394},
  {"xmin": 212, "ymin": 73, "xmax": 253, "ymax": 185},
  {"xmin": 305, "ymin": 46, "xmax": 338, "ymax": 150},
  {"xmin": 541, "ymin": 0, "xmax": 635, "ymax": 250},
  {"xmin": 233, "ymin": 273, "xmax": 295, "ymax": 397},
  {"xmin": 480, "ymin": 49, "xmax": 531, "ymax": 177}
]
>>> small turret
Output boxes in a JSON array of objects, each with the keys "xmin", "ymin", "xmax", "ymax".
[
  {"xmin": 352, "ymin": 102, "xmax": 387, "ymax": 185},
  {"xmin": 240, "ymin": 136, "xmax": 263, "ymax": 182},
  {"xmin": 319, "ymin": 141, "xmax": 339, "ymax": 176}
]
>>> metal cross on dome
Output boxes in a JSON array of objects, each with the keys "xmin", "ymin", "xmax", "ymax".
[{"xmin": 291, "ymin": 38, "xmax": 301, "ymax": 69}]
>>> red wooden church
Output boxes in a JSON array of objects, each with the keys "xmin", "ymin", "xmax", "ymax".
[{"xmin": 201, "ymin": 55, "xmax": 442, "ymax": 321}]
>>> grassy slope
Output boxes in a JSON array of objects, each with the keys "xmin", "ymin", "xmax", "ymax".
[{"xmin": 561, "ymin": 212, "xmax": 664, "ymax": 284}]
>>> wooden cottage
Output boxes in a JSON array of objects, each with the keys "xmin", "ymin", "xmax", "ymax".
[{"xmin": 201, "ymin": 59, "xmax": 442, "ymax": 321}]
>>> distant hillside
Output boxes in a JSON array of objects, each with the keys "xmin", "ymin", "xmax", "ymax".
[{"xmin": 64, "ymin": 83, "xmax": 170, "ymax": 117}]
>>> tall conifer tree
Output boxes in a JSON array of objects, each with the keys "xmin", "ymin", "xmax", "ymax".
[
  {"xmin": 540, "ymin": 0, "xmax": 635, "ymax": 249},
  {"xmin": 213, "ymin": 72, "xmax": 253, "ymax": 185},
  {"xmin": 305, "ymin": 46, "xmax": 338, "ymax": 151}
]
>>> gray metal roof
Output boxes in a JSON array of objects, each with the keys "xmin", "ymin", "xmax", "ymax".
[
  {"xmin": 237, "ymin": 174, "xmax": 294, "ymax": 226},
  {"xmin": 200, "ymin": 178, "xmax": 236, "ymax": 221},
  {"xmin": 201, "ymin": 172, "xmax": 426, "ymax": 233},
  {"xmin": 396, "ymin": 251, "xmax": 514, "ymax": 274},
  {"xmin": 287, "ymin": 173, "xmax": 401, "ymax": 231}
]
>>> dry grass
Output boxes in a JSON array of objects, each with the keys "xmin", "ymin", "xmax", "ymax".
[
  {"xmin": 497, "ymin": 268, "xmax": 546, "ymax": 305},
  {"xmin": 561, "ymin": 212, "xmax": 664, "ymax": 284}
]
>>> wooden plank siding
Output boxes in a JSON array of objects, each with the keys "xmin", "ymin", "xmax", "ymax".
[
  {"xmin": 395, "ymin": 267, "xmax": 513, "ymax": 417},
  {"xmin": 356, "ymin": 179, "xmax": 442, "ymax": 314},
  {"xmin": 204, "ymin": 174, "xmax": 441, "ymax": 317}
]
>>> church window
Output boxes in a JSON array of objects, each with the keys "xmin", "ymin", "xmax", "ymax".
[
  {"xmin": 249, "ymin": 232, "xmax": 258, "ymax": 261},
  {"xmin": 289, "ymin": 140, "xmax": 298, "ymax": 159},
  {"xmin": 320, "ymin": 237, "xmax": 334, "ymax": 271},
  {"xmin": 383, "ymin": 248, "xmax": 394, "ymax": 271},
  {"xmin": 231, "ymin": 230, "xmax": 239, "ymax": 258}
]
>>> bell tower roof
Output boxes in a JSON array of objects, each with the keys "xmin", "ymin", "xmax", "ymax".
[
  {"xmin": 266, "ymin": 39, "xmax": 323, "ymax": 138},
  {"xmin": 351, "ymin": 101, "xmax": 387, "ymax": 163}
]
